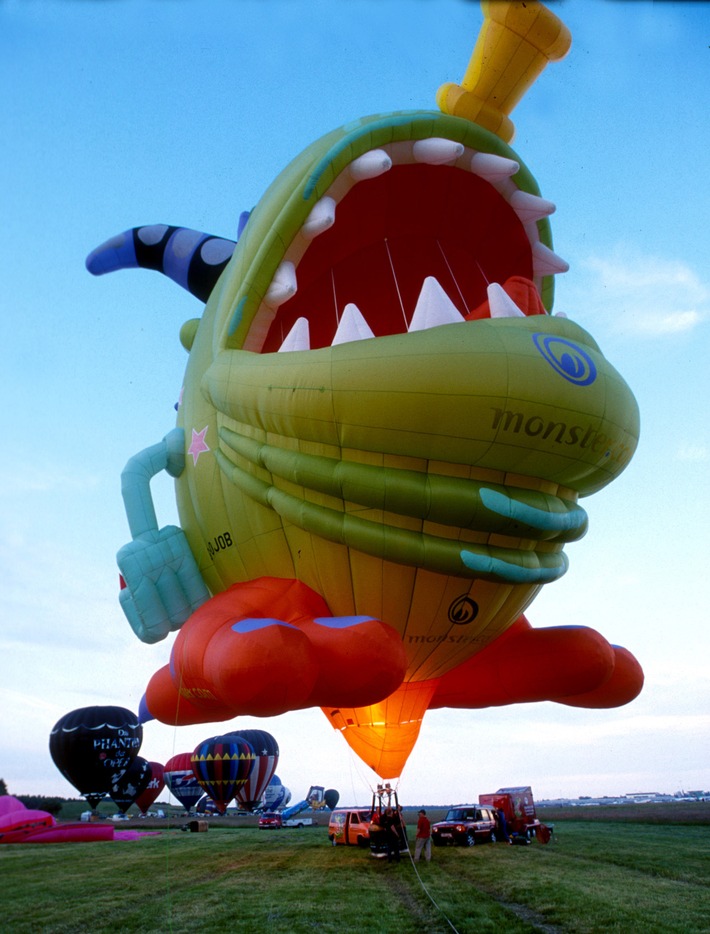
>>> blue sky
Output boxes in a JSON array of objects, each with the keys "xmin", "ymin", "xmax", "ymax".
[{"xmin": 2, "ymin": 0, "xmax": 709, "ymax": 808}]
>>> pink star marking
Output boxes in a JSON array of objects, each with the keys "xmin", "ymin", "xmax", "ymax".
[{"xmin": 188, "ymin": 426, "xmax": 210, "ymax": 465}]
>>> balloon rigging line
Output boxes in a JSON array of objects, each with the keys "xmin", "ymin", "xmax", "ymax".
[
  {"xmin": 475, "ymin": 256, "xmax": 490, "ymax": 286},
  {"xmin": 436, "ymin": 239, "xmax": 468, "ymax": 313},
  {"xmin": 345, "ymin": 737, "xmax": 385, "ymax": 804},
  {"xmin": 342, "ymin": 747, "xmax": 461, "ymax": 933},
  {"xmin": 384, "ymin": 238, "xmax": 408, "ymax": 328},
  {"xmin": 141, "ymin": 661, "xmax": 457, "ymax": 934},
  {"xmin": 154, "ymin": 685, "xmax": 183, "ymax": 931},
  {"xmin": 331, "ymin": 268, "xmax": 340, "ymax": 324},
  {"xmin": 405, "ymin": 848, "xmax": 462, "ymax": 934}
]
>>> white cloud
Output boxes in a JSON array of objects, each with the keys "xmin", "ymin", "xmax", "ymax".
[
  {"xmin": 675, "ymin": 443, "xmax": 710, "ymax": 463},
  {"xmin": 575, "ymin": 248, "xmax": 710, "ymax": 338},
  {"xmin": 0, "ymin": 465, "xmax": 101, "ymax": 496},
  {"xmin": 585, "ymin": 253, "xmax": 707, "ymax": 298},
  {"xmin": 632, "ymin": 309, "xmax": 703, "ymax": 336}
]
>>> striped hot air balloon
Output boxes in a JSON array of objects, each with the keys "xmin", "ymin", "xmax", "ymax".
[{"xmin": 190, "ymin": 735, "xmax": 255, "ymax": 814}]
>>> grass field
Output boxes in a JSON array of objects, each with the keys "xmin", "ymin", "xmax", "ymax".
[{"xmin": 1, "ymin": 805, "xmax": 708, "ymax": 933}]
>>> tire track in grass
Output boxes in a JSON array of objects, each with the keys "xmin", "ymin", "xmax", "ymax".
[
  {"xmin": 434, "ymin": 865, "xmax": 565, "ymax": 934},
  {"xmin": 381, "ymin": 870, "xmax": 454, "ymax": 932},
  {"xmin": 482, "ymin": 888, "xmax": 563, "ymax": 934}
]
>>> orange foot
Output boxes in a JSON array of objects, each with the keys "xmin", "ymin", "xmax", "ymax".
[
  {"xmin": 429, "ymin": 615, "xmax": 644, "ymax": 709},
  {"xmin": 140, "ymin": 577, "xmax": 406, "ymax": 726},
  {"xmin": 324, "ymin": 614, "xmax": 644, "ymax": 780}
]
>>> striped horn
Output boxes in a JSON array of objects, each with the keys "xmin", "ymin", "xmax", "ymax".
[{"xmin": 85, "ymin": 225, "xmax": 237, "ymax": 302}]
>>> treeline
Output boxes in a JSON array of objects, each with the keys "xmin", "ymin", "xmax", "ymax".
[{"xmin": 1, "ymin": 779, "xmax": 71, "ymax": 817}]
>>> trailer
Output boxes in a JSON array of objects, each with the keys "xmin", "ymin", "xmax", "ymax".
[{"xmin": 478, "ymin": 786, "xmax": 553, "ymax": 844}]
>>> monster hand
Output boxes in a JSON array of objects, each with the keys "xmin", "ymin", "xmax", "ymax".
[{"xmin": 117, "ymin": 428, "xmax": 210, "ymax": 643}]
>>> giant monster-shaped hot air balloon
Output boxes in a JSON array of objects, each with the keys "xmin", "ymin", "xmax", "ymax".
[{"xmin": 87, "ymin": 1, "xmax": 642, "ymax": 779}]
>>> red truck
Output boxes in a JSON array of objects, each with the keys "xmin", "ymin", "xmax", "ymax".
[{"xmin": 478, "ymin": 786, "xmax": 552, "ymax": 844}]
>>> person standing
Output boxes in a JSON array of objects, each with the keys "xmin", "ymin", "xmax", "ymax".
[{"xmin": 414, "ymin": 809, "xmax": 432, "ymax": 862}]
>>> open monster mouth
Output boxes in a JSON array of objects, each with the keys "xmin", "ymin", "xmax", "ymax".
[
  {"xmin": 202, "ymin": 132, "xmax": 592, "ymax": 589},
  {"xmin": 240, "ymin": 136, "xmax": 568, "ymax": 354}
]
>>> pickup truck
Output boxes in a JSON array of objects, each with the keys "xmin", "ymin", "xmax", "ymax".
[
  {"xmin": 283, "ymin": 817, "xmax": 315, "ymax": 827},
  {"xmin": 258, "ymin": 812, "xmax": 317, "ymax": 829}
]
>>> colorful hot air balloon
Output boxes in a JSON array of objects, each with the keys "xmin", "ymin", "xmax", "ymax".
[
  {"xmin": 49, "ymin": 706, "xmax": 142, "ymax": 810},
  {"xmin": 229, "ymin": 730, "xmax": 279, "ymax": 811},
  {"xmin": 110, "ymin": 756, "xmax": 151, "ymax": 814},
  {"xmin": 134, "ymin": 761, "xmax": 165, "ymax": 815},
  {"xmin": 92, "ymin": 0, "xmax": 643, "ymax": 781},
  {"xmin": 263, "ymin": 775, "xmax": 291, "ymax": 810},
  {"xmin": 164, "ymin": 753, "xmax": 203, "ymax": 813},
  {"xmin": 190, "ymin": 735, "xmax": 255, "ymax": 814},
  {"xmin": 196, "ymin": 794, "xmax": 221, "ymax": 814}
]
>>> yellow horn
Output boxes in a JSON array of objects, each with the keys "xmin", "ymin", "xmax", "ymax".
[{"xmin": 436, "ymin": 0, "xmax": 571, "ymax": 143}]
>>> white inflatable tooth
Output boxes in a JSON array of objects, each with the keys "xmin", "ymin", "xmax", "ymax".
[
  {"xmin": 332, "ymin": 303, "xmax": 375, "ymax": 345},
  {"xmin": 349, "ymin": 149, "xmax": 392, "ymax": 181},
  {"xmin": 532, "ymin": 241, "xmax": 569, "ymax": 275},
  {"xmin": 470, "ymin": 152, "xmax": 519, "ymax": 182},
  {"xmin": 278, "ymin": 316, "xmax": 310, "ymax": 352},
  {"xmin": 265, "ymin": 260, "xmax": 297, "ymax": 306},
  {"xmin": 488, "ymin": 282, "xmax": 525, "ymax": 319},
  {"xmin": 413, "ymin": 138, "xmax": 465, "ymax": 165},
  {"xmin": 302, "ymin": 197, "xmax": 336, "ymax": 240},
  {"xmin": 510, "ymin": 190, "xmax": 556, "ymax": 223},
  {"xmin": 408, "ymin": 276, "xmax": 465, "ymax": 332}
]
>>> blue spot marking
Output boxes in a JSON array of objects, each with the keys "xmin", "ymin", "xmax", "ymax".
[
  {"xmin": 231, "ymin": 618, "xmax": 299, "ymax": 633},
  {"xmin": 237, "ymin": 210, "xmax": 251, "ymax": 238},
  {"xmin": 228, "ymin": 295, "xmax": 247, "ymax": 337},
  {"xmin": 532, "ymin": 333, "xmax": 597, "ymax": 386},
  {"xmin": 480, "ymin": 488, "xmax": 587, "ymax": 533},
  {"xmin": 460, "ymin": 549, "xmax": 569, "ymax": 583},
  {"xmin": 164, "ymin": 230, "xmax": 208, "ymax": 291},
  {"xmin": 313, "ymin": 616, "xmax": 376, "ymax": 629}
]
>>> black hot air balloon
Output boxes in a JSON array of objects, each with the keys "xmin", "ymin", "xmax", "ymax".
[
  {"xmin": 49, "ymin": 706, "xmax": 142, "ymax": 810},
  {"xmin": 324, "ymin": 788, "xmax": 340, "ymax": 810},
  {"xmin": 110, "ymin": 756, "xmax": 152, "ymax": 814}
]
